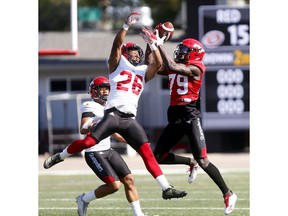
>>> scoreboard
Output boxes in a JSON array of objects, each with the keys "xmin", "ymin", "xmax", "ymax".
[{"xmin": 198, "ymin": 5, "xmax": 249, "ymax": 130}]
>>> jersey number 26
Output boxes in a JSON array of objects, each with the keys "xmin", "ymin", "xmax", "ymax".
[{"xmin": 116, "ymin": 70, "xmax": 143, "ymax": 95}]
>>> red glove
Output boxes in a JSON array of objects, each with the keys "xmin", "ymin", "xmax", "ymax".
[{"xmin": 140, "ymin": 27, "xmax": 157, "ymax": 44}]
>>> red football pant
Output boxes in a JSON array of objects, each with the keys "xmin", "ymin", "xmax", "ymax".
[
  {"xmin": 137, "ymin": 142, "xmax": 163, "ymax": 178},
  {"xmin": 67, "ymin": 135, "xmax": 97, "ymax": 154}
]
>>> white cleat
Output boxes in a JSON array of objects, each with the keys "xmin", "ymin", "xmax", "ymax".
[
  {"xmin": 188, "ymin": 164, "xmax": 199, "ymax": 183},
  {"xmin": 76, "ymin": 193, "xmax": 89, "ymax": 216},
  {"xmin": 224, "ymin": 192, "xmax": 237, "ymax": 215}
]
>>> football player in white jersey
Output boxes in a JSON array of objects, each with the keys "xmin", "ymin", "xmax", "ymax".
[
  {"xmin": 75, "ymin": 76, "xmax": 145, "ymax": 216},
  {"xmin": 44, "ymin": 12, "xmax": 187, "ymax": 201}
]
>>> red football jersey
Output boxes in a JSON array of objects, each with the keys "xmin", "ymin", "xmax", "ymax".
[{"xmin": 168, "ymin": 60, "xmax": 206, "ymax": 106}]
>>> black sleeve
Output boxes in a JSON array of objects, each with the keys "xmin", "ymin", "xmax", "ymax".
[{"xmin": 81, "ymin": 112, "xmax": 95, "ymax": 118}]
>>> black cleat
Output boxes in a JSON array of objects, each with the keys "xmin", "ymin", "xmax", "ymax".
[
  {"xmin": 43, "ymin": 153, "xmax": 64, "ymax": 169},
  {"xmin": 162, "ymin": 186, "xmax": 188, "ymax": 200}
]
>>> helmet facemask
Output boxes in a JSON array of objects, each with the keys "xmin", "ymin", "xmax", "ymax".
[
  {"xmin": 122, "ymin": 43, "xmax": 144, "ymax": 66},
  {"xmin": 174, "ymin": 44, "xmax": 191, "ymax": 64},
  {"xmin": 89, "ymin": 82, "xmax": 110, "ymax": 105},
  {"xmin": 127, "ymin": 47, "xmax": 143, "ymax": 66},
  {"xmin": 173, "ymin": 44, "xmax": 191, "ymax": 63}
]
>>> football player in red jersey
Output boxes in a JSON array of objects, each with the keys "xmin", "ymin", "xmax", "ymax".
[
  {"xmin": 153, "ymin": 38, "xmax": 238, "ymax": 215},
  {"xmin": 43, "ymin": 12, "xmax": 187, "ymax": 202}
]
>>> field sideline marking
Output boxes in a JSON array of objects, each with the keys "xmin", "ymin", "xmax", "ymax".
[
  {"xmin": 39, "ymin": 168, "xmax": 249, "ymax": 176},
  {"xmin": 39, "ymin": 207, "xmax": 250, "ymax": 210},
  {"xmin": 40, "ymin": 197, "xmax": 248, "ymax": 201}
]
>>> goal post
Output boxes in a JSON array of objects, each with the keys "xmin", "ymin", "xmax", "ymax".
[{"xmin": 39, "ymin": 0, "xmax": 78, "ymax": 56}]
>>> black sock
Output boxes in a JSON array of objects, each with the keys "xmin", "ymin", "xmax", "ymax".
[
  {"xmin": 203, "ymin": 162, "xmax": 229, "ymax": 195},
  {"xmin": 158, "ymin": 153, "xmax": 191, "ymax": 165}
]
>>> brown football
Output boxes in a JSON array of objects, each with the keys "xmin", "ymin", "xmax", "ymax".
[{"xmin": 155, "ymin": 22, "xmax": 174, "ymax": 42}]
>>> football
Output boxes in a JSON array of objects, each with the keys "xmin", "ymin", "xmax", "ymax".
[{"xmin": 155, "ymin": 22, "xmax": 174, "ymax": 42}]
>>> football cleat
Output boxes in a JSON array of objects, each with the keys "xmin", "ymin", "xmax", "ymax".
[
  {"xmin": 43, "ymin": 153, "xmax": 64, "ymax": 169},
  {"xmin": 224, "ymin": 191, "xmax": 237, "ymax": 215},
  {"xmin": 162, "ymin": 186, "xmax": 187, "ymax": 200},
  {"xmin": 76, "ymin": 193, "xmax": 89, "ymax": 216},
  {"xmin": 188, "ymin": 163, "xmax": 199, "ymax": 183}
]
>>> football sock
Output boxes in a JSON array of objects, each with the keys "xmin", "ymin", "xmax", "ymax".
[
  {"xmin": 130, "ymin": 200, "xmax": 143, "ymax": 216},
  {"xmin": 82, "ymin": 190, "xmax": 96, "ymax": 203},
  {"xmin": 155, "ymin": 175, "xmax": 170, "ymax": 191},
  {"xmin": 157, "ymin": 152, "xmax": 191, "ymax": 165},
  {"xmin": 203, "ymin": 162, "xmax": 229, "ymax": 194},
  {"xmin": 59, "ymin": 148, "xmax": 71, "ymax": 159}
]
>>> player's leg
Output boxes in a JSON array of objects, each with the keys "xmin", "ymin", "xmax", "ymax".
[
  {"xmin": 153, "ymin": 121, "xmax": 189, "ymax": 164},
  {"xmin": 123, "ymin": 119, "xmax": 187, "ymax": 200},
  {"xmin": 85, "ymin": 150, "xmax": 122, "ymax": 197},
  {"xmin": 108, "ymin": 148, "xmax": 139, "ymax": 202},
  {"xmin": 102, "ymin": 148, "xmax": 145, "ymax": 216},
  {"xmin": 76, "ymin": 150, "xmax": 122, "ymax": 216},
  {"xmin": 43, "ymin": 135, "xmax": 97, "ymax": 169},
  {"xmin": 120, "ymin": 174, "xmax": 145, "ymax": 216},
  {"xmin": 153, "ymin": 115, "xmax": 198, "ymax": 183},
  {"xmin": 188, "ymin": 117, "xmax": 237, "ymax": 214},
  {"xmin": 43, "ymin": 113, "xmax": 115, "ymax": 169}
]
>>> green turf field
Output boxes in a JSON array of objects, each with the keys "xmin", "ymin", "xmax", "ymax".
[{"xmin": 39, "ymin": 172, "xmax": 249, "ymax": 216}]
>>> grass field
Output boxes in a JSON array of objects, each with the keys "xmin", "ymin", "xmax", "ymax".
[{"xmin": 39, "ymin": 171, "xmax": 249, "ymax": 216}]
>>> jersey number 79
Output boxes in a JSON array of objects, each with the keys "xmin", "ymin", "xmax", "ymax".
[{"xmin": 169, "ymin": 74, "xmax": 188, "ymax": 95}]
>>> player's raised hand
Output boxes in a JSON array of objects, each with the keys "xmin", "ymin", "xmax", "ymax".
[
  {"xmin": 124, "ymin": 12, "xmax": 141, "ymax": 26},
  {"xmin": 154, "ymin": 29, "xmax": 166, "ymax": 46},
  {"xmin": 140, "ymin": 27, "xmax": 157, "ymax": 44}
]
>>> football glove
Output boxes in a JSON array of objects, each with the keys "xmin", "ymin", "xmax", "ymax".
[
  {"xmin": 124, "ymin": 12, "xmax": 141, "ymax": 26},
  {"xmin": 154, "ymin": 29, "xmax": 166, "ymax": 46},
  {"xmin": 140, "ymin": 27, "xmax": 157, "ymax": 44}
]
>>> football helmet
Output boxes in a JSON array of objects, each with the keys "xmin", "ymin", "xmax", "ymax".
[
  {"xmin": 121, "ymin": 42, "xmax": 144, "ymax": 66},
  {"xmin": 89, "ymin": 76, "xmax": 110, "ymax": 103},
  {"xmin": 173, "ymin": 38, "xmax": 205, "ymax": 63}
]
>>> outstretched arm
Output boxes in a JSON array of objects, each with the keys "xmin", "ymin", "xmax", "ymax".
[
  {"xmin": 108, "ymin": 28, "xmax": 127, "ymax": 74},
  {"xmin": 144, "ymin": 43, "xmax": 153, "ymax": 65},
  {"xmin": 144, "ymin": 37, "xmax": 166, "ymax": 76},
  {"xmin": 158, "ymin": 45, "xmax": 201, "ymax": 80},
  {"xmin": 108, "ymin": 12, "xmax": 141, "ymax": 74},
  {"xmin": 145, "ymin": 46, "xmax": 162, "ymax": 82},
  {"xmin": 141, "ymin": 27, "xmax": 164, "ymax": 82}
]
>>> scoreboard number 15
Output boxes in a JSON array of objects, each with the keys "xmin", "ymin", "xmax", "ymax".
[{"xmin": 227, "ymin": 24, "xmax": 249, "ymax": 46}]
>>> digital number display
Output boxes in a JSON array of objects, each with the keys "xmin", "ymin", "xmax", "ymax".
[
  {"xmin": 199, "ymin": 6, "xmax": 249, "ymax": 48},
  {"xmin": 198, "ymin": 5, "xmax": 249, "ymax": 130},
  {"xmin": 204, "ymin": 67, "xmax": 249, "ymax": 114}
]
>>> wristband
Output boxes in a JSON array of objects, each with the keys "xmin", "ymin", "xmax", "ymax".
[
  {"xmin": 122, "ymin": 23, "xmax": 130, "ymax": 30},
  {"xmin": 149, "ymin": 43, "xmax": 158, "ymax": 51},
  {"xmin": 81, "ymin": 117, "xmax": 94, "ymax": 129}
]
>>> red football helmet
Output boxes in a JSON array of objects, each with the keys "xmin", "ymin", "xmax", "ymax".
[
  {"xmin": 89, "ymin": 76, "xmax": 110, "ymax": 103},
  {"xmin": 121, "ymin": 42, "xmax": 144, "ymax": 66},
  {"xmin": 173, "ymin": 38, "xmax": 205, "ymax": 63}
]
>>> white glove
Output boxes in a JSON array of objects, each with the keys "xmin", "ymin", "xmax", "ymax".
[
  {"xmin": 154, "ymin": 29, "xmax": 166, "ymax": 46},
  {"xmin": 123, "ymin": 12, "xmax": 141, "ymax": 30}
]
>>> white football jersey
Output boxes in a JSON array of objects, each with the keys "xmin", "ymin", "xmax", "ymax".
[
  {"xmin": 105, "ymin": 55, "xmax": 148, "ymax": 116},
  {"xmin": 80, "ymin": 100, "xmax": 111, "ymax": 152}
]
